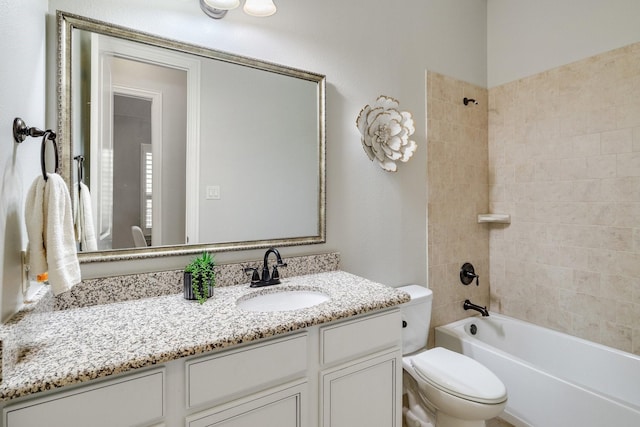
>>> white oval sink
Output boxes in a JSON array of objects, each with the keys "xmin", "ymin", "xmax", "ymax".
[{"xmin": 237, "ymin": 290, "xmax": 330, "ymax": 312}]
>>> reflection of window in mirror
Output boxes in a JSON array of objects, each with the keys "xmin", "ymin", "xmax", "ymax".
[
  {"xmin": 141, "ymin": 143, "xmax": 153, "ymax": 242},
  {"xmin": 98, "ymin": 148, "xmax": 113, "ymax": 251}
]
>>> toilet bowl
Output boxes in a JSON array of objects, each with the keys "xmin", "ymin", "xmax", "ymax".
[{"xmin": 399, "ymin": 285, "xmax": 507, "ymax": 427}]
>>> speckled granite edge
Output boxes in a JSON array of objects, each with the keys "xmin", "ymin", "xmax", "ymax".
[
  {"xmin": 0, "ymin": 271, "xmax": 409, "ymax": 402},
  {"xmin": 54, "ymin": 252, "xmax": 340, "ymax": 311}
]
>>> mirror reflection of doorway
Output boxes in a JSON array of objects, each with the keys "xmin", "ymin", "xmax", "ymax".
[
  {"xmin": 112, "ymin": 94, "xmax": 153, "ymax": 249},
  {"xmin": 94, "ymin": 53, "xmax": 188, "ymax": 250}
]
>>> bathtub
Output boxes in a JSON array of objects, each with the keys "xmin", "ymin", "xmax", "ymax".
[{"xmin": 435, "ymin": 313, "xmax": 640, "ymax": 427}]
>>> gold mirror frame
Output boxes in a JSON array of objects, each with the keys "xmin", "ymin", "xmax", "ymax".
[{"xmin": 57, "ymin": 11, "xmax": 326, "ymax": 263}]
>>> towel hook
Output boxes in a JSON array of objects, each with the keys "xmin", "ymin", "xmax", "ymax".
[
  {"xmin": 74, "ymin": 155, "xmax": 85, "ymax": 193},
  {"xmin": 40, "ymin": 132, "xmax": 58, "ymax": 181},
  {"xmin": 13, "ymin": 117, "xmax": 59, "ymax": 181}
]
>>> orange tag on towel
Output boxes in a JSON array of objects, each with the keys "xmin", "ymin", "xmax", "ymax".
[{"xmin": 36, "ymin": 272, "xmax": 48, "ymax": 282}]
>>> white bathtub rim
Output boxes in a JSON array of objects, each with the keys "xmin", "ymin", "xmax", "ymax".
[
  {"xmin": 436, "ymin": 313, "xmax": 640, "ymax": 414},
  {"xmin": 443, "ymin": 313, "xmax": 639, "ymax": 362}
]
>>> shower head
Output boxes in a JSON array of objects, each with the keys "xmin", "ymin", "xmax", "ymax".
[{"xmin": 463, "ymin": 97, "xmax": 478, "ymax": 106}]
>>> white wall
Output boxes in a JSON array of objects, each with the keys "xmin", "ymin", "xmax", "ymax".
[
  {"xmin": 197, "ymin": 58, "xmax": 318, "ymax": 244},
  {"xmin": 42, "ymin": 0, "xmax": 487, "ymax": 286},
  {"xmin": 0, "ymin": 0, "xmax": 48, "ymax": 320},
  {"xmin": 1, "ymin": 0, "xmax": 487, "ymax": 316},
  {"xmin": 487, "ymin": 0, "xmax": 640, "ymax": 87}
]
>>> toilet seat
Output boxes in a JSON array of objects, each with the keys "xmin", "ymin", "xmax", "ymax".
[{"xmin": 411, "ymin": 347, "xmax": 507, "ymax": 405}]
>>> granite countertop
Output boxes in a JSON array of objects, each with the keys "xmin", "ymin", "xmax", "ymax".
[{"xmin": 0, "ymin": 270, "xmax": 409, "ymax": 402}]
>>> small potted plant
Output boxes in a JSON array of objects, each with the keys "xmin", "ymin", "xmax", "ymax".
[{"xmin": 184, "ymin": 252, "xmax": 215, "ymax": 304}]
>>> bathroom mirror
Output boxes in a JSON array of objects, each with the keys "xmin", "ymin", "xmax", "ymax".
[{"xmin": 57, "ymin": 11, "xmax": 325, "ymax": 262}]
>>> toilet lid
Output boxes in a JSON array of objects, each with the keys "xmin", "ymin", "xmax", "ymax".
[{"xmin": 411, "ymin": 347, "xmax": 507, "ymax": 404}]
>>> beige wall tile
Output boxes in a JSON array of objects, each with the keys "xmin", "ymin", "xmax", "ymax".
[
  {"xmin": 632, "ymin": 127, "xmax": 640, "ymax": 151},
  {"xmin": 617, "ymin": 102, "xmax": 640, "ymax": 128},
  {"xmin": 586, "ymin": 155, "xmax": 616, "ymax": 179},
  {"xmin": 601, "ymin": 129, "xmax": 632, "ymax": 154},
  {"xmin": 607, "ymin": 275, "xmax": 637, "ymax": 301},
  {"xmin": 616, "ymin": 301, "xmax": 639, "ymax": 328},
  {"xmin": 572, "ymin": 133, "xmax": 601, "ymax": 157},
  {"xmin": 488, "ymin": 43, "xmax": 640, "ymax": 354},
  {"xmin": 600, "ymin": 177, "xmax": 640, "ymax": 202},
  {"xmin": 601, "ymin": 322, "xmax": 633, "ymax": 353},
  {"xmin": 617, "ymin": 152, "xmax": 640, "ymax": 177},
  {"xmin": 633, "ymin": 329, "xmax": 640, "ymax": 356},
  {"xmin": 572, "ymin": 313, "xmax": 602, "ymax": 343},
  {"xmin": 427, "ymin": 71, "xmax": 489, "ymax": 341},
  {"xmin": 432, "ymin": 44, "xmax": 639, "ymax": 355},
  {"xmin": 586, "ymin": 106, "xmax": 618, "ymax": 134}
]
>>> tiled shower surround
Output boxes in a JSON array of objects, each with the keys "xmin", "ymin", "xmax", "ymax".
[
  {"xmin": 427, "ymin": 71, "xmax": 490, "ymax": 346},
  {"xmin": 488, "ymin": 42, "xmax": 640, "ymax": 355}
]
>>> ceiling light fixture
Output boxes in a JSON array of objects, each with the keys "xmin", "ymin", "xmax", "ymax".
[{"xmin": 200, "ymin": 0, "xmax": 276, "ymax": 19}]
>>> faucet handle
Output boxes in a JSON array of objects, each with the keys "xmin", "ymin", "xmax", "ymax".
[
  {"xmin": 271, "ymin": 261, "xmax": 287, "ymax": 280},
  {"xmin": 268, "ymin": 260, "xmax": 286, "ymax": 285},
  {"xmin": 271, "ymin": 266, "xmax": 281, "ymax": 282},
  {"xmin": 243, "ymin": 267, "xmax": 260, "ymax": 284}
]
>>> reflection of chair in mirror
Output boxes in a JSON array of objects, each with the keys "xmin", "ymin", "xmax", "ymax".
[{"xmin": 131, "ymin": 226, "xmax": 148, "ymax": 247}]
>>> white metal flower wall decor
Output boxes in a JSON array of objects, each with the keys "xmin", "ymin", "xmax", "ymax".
[{"xmin": 356, "ymin": 95, "xmax": 417, "ymax": 172}]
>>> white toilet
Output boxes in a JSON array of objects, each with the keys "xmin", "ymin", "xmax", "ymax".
[{"xmin": 399, "ymin": 285, "xmax": 507, "ymax": 427}]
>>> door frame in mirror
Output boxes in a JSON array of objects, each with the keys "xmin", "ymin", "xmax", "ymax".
[{"xmin": 57, "ymin": 11, "xmax": 326, "ymax": 263}]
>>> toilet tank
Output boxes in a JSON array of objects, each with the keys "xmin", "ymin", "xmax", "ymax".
[{"xmin": 399, "ymin": 285, "xmax": 433, "ymax": 354}]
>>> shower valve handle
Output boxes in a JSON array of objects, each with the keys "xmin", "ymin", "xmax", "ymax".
[{"xmin": 460, "ymin": 263, "xmax": 479, "ymax": 286}]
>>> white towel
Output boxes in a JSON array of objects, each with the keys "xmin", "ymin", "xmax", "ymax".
[
  {"xmin": 24, "ymin": 176, "xmax": 48, "ymax": 277},
  {"xmin": 25, "ymin": 173, "xmax": 81, "ymax": 295},
  {"xmin": 74, "ymin": 181, "xmax": 97, "ymax": 251}
]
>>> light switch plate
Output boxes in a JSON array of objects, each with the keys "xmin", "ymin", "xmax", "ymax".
[{"xmin": 206, "ymin": 185, "xmax": 220, "ymax": 200}]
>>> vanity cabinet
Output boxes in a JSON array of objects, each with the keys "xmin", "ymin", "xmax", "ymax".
[{"xmin": 1, "ymin": 308, "xmax": 402, "ymax": 427}]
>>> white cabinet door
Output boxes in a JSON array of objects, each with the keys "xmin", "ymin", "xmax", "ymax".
[
  {"xmin": 4, "ymin": 369, "xmax": 164, "ymax": 427},
  {"xmin": 187, "ymin": 381, "xmax": 306, "ymax": 427},
  {"xmin": 321, "ymin": 351, "xmax": 401, "ymax": 427}
]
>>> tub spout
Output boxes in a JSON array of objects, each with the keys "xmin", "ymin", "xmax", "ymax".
[{"xmin": 463, "ymin": 299, "xmax": 489, "ymax": 317}]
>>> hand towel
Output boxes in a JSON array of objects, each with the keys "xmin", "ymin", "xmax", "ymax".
[
  {"xmin": 25, "ymin": 173, "xmax": 81, "ymax": 295},
  {"xmin": 24, "ymin": 176, "xmax": 48, "ymax": 278},
  {"xmin": 74, "ymin": 182, "xmax": 97, "ymax": 251}
]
